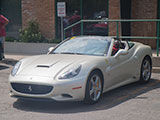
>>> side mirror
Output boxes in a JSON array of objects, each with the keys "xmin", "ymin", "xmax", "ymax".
[
  {"xmin": 47, "ymin": 47, "xmax": 55, "ymax": 54},
  {"xmin": 114, "ymin": 49, "xmax": 128, "ymax": 58}
]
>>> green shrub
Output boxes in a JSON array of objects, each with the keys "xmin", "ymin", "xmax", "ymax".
[
  {"xmin": 6, "ymin": 37, "xmax": 17, "ymax": 42},
  {"xmin": 19, "ymin": 20, "xmax": 44, "ymax": 43},
  {"xmin": 49, "ymin": 39, "xmax": 61, "ymax": 43}
]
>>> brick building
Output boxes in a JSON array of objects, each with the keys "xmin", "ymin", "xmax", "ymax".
[{"xmin": 0, "ymin": 0, "xmax": 159, "ymax": 48}]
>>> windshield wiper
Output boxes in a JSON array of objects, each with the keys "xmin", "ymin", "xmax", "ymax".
[{"xmin": 58, "ymin": 52, "xmax": 76, "ymax": 54}]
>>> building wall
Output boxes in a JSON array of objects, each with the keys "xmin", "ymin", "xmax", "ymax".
[
  {"xmin": 22, "ymin": 0, "xmax": 55, "ymax": 40},
  {"xmin": 21, "ymin": 0, "xmax": 158, "ymax": 49},
  {"xmin": 131, "ymin": 0, "xmax": 157, "ymax": 49},
  {"xmin": 108, "ymin": 0, "xmax": 157, "ymax": 49},
  {"xmin": 108, "ymin": 0, "xmax": 121, "ymax": 36}
]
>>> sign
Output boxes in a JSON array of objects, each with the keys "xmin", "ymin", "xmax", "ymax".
[{"xmin": 57, "ymin": 2, "xmax": 66, "ymax": 17}]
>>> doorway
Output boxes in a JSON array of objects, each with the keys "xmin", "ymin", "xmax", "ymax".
[{"xmin": 120, "ymin": 0, "xmax": 131, "ymax": 37}]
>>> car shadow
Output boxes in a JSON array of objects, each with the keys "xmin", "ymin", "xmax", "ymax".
[
  {"xmin": 0, "ymin": 58, "xmax": 18, "ymax": 66},
  {"xmin": 13, "ymin": 78, "xmax": 160, "ymax": 114},
  {"xmin": 0, "ymin": 65, "xmax": 9, "ymax": 70}
]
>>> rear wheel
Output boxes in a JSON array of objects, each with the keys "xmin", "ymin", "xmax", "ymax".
[
  {"xmin": 139, "ymin": 57, "xmax": 152, "ymax": 83},
  {"xmin": 84, "ymin": 71, "xmax": 103, "ymax": 104}
]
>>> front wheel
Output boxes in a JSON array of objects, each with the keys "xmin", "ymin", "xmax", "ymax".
[
  {"xmin": 139, "ymin": 57, "xmax": 152, "ymax": 83},
  {"xmin": 84, "ymin": 71, "xmax": 103, "ymax": 104}
]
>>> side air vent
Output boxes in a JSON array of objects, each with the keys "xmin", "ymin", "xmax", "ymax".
[{"xmin": 36, "ymin": 62, "xmax": 59, "ymax": 68}]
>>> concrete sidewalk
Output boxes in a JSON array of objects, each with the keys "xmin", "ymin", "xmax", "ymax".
[
  {"xmin": 152, "ymin": 50, "xmax": 160, "ymax": 57},
  {"xmin": 5, "ymin": 54, "xmax": 32, "ymax": 61},
  {"xmin": 0, "ymin": 54, "xmax": 32, "ymax": 67}
]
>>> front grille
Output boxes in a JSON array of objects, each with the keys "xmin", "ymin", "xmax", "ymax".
[{"xmin": 11, "ymin": 83, "xmax": 53, "ymax": 95}]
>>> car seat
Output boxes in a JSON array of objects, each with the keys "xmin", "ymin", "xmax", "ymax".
[{"xmin": 112, "ymin": 40, "xmax": 120, "ymax": 56}]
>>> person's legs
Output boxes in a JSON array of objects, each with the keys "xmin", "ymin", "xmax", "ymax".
[{"xmin": 0, "ymin": 37, "xmax": 5, "ymax": 58}]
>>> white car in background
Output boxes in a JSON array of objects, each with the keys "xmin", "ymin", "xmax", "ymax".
[{"xmin": 9, "ymin": 36, "xmax": 152, "ymax": 104}]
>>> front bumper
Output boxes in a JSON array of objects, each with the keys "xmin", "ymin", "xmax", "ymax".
[{"xmin": 9, "ymin": 75, "xmax": 87, "ymax": 101}]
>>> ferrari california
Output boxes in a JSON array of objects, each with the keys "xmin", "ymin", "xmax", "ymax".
[{"xmin": 9, "ymin": 36, "xmax": 152, "ymax": 104}]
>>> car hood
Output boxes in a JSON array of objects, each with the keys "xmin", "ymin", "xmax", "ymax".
[{"xmin": 18, "ymin": 54, "xmax": 103, "ymax": 77}]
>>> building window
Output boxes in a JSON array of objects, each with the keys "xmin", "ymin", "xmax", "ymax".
[{"xmin": 56, "ymin": 0, "xmax": 108, "ymax": 39}]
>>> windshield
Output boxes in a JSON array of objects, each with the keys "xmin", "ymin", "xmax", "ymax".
[{"xmin": 52, "ymin": 37, "xmax": 111, "ymax": 56}]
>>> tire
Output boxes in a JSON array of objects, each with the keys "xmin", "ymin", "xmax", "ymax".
[
  {"xmin": 84, "ymin": 71, "xmax": 103, "ymax": 104},
  {"xmin": 139, "ymin": 57, "xmax": 152, "ymax": 83}
]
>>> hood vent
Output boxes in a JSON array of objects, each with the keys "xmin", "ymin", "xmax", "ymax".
[{"xmin": 36, "ymin": 62, "xmax": 59, "ymax": 68}]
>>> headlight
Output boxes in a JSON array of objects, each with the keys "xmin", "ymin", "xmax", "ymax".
[
  {"xmin": 11, "ymin": 61, "xmax": 22, "ymax": 76},
  {"xmin": 59, "ymin": 65, "xmax": 82, "ymax": 79}
]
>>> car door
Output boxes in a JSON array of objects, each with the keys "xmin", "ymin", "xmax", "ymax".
[{"xmin": 106, "ymin": 42, "xmax": 137, "ymax": 88}]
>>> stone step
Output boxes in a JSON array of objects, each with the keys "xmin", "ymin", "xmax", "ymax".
[
  {"xmin": 152, "ymin": 57, "xmax": 160, "ymax": 67},
  {"xmin": 152, "ymin": 67, "xmax": 160, "ymax": 73}
]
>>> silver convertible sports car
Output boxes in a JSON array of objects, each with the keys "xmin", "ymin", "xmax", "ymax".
[{"xmin": 9, "ymin": 36, "xmax": 152, "ymax": 104}]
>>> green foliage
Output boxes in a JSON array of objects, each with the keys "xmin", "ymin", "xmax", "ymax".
[
  {"xmin": 19, "ymin": 20, "xmax": 44, "ymax": 43},
  {"xmin": 6, "ymin": 20, "xmax": 61, "ymax": 44},
  {"xmin": 49, "ymin": 39, "xmax": 61, "ymax": 43},
  {"xmin": 6, "ymin": 37, "xmax": 17, "ymax": 42}
]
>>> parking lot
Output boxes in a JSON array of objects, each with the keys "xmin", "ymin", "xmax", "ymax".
[{"xmin": 0, "ymin": 57, "xmax": 160, "ymax": 120}]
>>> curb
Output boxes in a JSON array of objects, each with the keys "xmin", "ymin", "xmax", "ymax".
[
  {"xmin": 0, "ymin": 58, "xmax": 18, "ymax": 66},
  {"xmin": 152, "ymin": 67, "xmax": 160, "ymax": 73}
]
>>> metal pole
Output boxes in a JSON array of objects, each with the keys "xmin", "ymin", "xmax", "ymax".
[
  {"xmin": 81, "ymin": 21, "xmax": 83, "ymax": 36},
  {"xmin": 64, "ymin": 30, "xmax": 66, "ymax": 39},
  {"xmin": 61, "ymin": 17, "xmax": 64, "ymax": 41},
  {"xmin": 55, "ymin": 0, "xmax": 58, "ymax": 39},
  {"xmin": 80, "ymin": 0, "xmax": 83, "ymax": 35},
  {"xmin": 106, "ymin": 0, "xmax": 109, "ymax": 36},
  {"xmin": 157, "ymin": 0, "xmax": 160, "ymax": 56},
  {"xmin": 116, "ymin": 21, "xmax": 119, "ymax": 39},
  {"xmin": 157, "ymin": 21, "xmax": 160, "ymax": 56}
]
